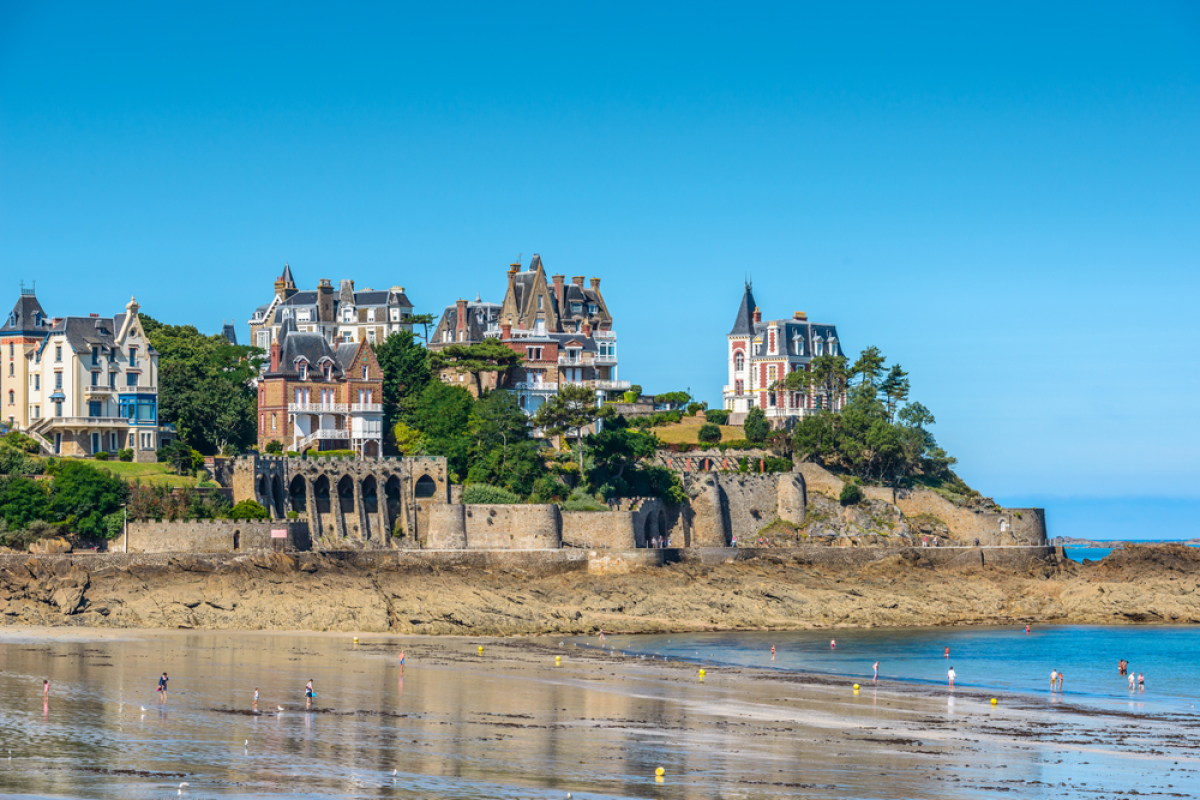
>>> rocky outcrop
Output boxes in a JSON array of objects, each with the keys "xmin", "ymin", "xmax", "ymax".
[{"xmin": 0, "ymin": 545, "xmax": 1195, "ymax": 633}]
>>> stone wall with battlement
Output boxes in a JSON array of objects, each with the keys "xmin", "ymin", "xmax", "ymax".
[{"xmin": 114, "ymin": 520, "xmax": 307, "ymax": 554}]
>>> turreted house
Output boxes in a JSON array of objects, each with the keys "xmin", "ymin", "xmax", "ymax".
[
  {"xmin": 256, "ymin": 318, "xmax": 384, "ymax": 456},
  {"xmin": 248, "ymin": 264, "xmax": 414, "ymax": 351},
  {"xmin": 1, "ymin": 286, "xmax": 54, "ymax": 431},
  {"xmin": 723, "ymin": 282, "xmax": 844, "ymax": 425}
]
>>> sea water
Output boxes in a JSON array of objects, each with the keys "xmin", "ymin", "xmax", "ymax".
[{"xmin": 596, "ymin": 625, "xmax": 1200, "ymax": 710}]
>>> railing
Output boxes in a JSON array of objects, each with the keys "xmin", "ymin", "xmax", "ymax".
[
  {"xmin": 37, "ymin": 416, "xmax": 130, "ymax": 428},
  {"xmin": 592, "ymin": 330, "xmax": 616, "ymax": 339},
  {"xmin": 595, "ymin": 380, "xmax": 631, "ymax": 391},
  {"xmin": 296, "ymin": 428, "xmax": 350, "ymax": 450},
  {"xmin": 558, "ymin": 354, "xmax": 593, "ymax": 365},
  {"xmin": 350, "ymin": 402, "xmax": 382, "ymax": 413},
  {"xmin": 288, "ymin": 403, "xmax": 348, "ymax": 414},
  {"xmin": 85, "ymin": 385, "xmax": 113, "ymax": 394},
  {"xmin": 516, "ymin": 381, "xmax": 559, "ymax": 393},
  {"xmin": 594, "ymin": 354, "xmax": 617, "ymax": 364}
]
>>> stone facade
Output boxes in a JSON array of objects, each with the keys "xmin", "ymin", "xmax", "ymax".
[
  {"xmin": 680, "ymin": 473, "xmax": 807, "ymax": 547},
  {"xmin": 232, "ymin": 454, "xmax": 451, "ymax": 547},
  {"xmin": 115, "ymin": 520, "xmax": 307, "ymax": 554}
]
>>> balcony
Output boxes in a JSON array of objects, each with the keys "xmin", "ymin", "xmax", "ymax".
[
  {"xmin": 84, "ymin": 385, "xmax": 114, "ymax": 396},
  {"xmin": 296, "ymin": 428, "xmax": 350, "ymax": 450},
  {"xmin": 595, "ymin": 380, "xmax": 631, "ymax": 391},
  {"xmin": 558, "ymin": 353, "xmax": 593, "ymax": 366},
  {"xmin": 39, "ymin": 416, "xmax": 130, "ymax": 429},
  {"xmin": 516, "ymin": 381, "xmax": 558, "ymax": 394},
  {"xmin": 592, "ymin": 330, "xmax": 617, "ymax": 340},
  {"xmin": 594, "ymin": 354, "xmax": 617, "ymax": 364},
  {"xmin": 350, "ymin": 402, "xmax": 382, "ymax": 413},
  {"xmin": 288, "ymin": 402, "xmax": 348, "ymax": 414}
]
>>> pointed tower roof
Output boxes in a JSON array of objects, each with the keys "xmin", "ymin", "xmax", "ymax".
[
  {"xmin": 0, "ymin": 289, "xmax": 50, "ymax": 335},
  {"xmin": 281, "ymin": 262, "xmax": 295, "ymax": 285},
  {"xmin": 728, "ymin": 281, "xmax": 758, "ymax": 336}
]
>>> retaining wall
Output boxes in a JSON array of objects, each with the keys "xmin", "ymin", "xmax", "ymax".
[
  {"xmin": 114, "ymin": 520, "xmax": 306, "ymax": 554},
  {"xmin": 463, "ymin": 504, "xmax": 562, "ymax": 549},
  {"xmin": 562, "ymin": 510, "xmax": 636, "ymax": 548}
]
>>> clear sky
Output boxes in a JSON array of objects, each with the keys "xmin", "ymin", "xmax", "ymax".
[{"xmin": 2, "ymin": 2, "xmax": 1197, "ymax": 540}]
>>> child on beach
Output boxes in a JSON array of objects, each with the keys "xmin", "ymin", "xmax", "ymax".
[
  {"xmin": 253, "ymin": 688, "xmax": 259, "ymax": 707},
  {"xmin": 43, "ymin": 679, "xmax": 49, "ymax": 697},
  {"xmin": 873, "ymin": 661, "xmax": 879, "ymax": 684},
  {"xmin": 305, "ymin": 679, "xmax": 314, "ymax": 708},
  {"xmin": 947, "ymin": 667, "xmax": 956, "ymax": 687},
  {"xmin": 157, "ymin": 673, "xmax": 168, "ymax": 701}
]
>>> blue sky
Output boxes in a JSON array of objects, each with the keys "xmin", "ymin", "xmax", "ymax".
[{"xmin": 2, "ymin": 2, "xmax": 1197, "ymax": 540}]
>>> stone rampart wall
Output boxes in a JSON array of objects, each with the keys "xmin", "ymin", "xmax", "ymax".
[
  {"xmin": 463, "ymin": 504, "xmax": 562, "ymax": 550},
  {"xmin": 562, "ymin": 511, "xmax": 636, "ymax": 549},
  {"xmin": 115, "ymin": 520, "xmax": 306, "ymax": 554}
]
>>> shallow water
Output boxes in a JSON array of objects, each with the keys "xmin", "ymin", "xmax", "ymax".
[
  {"xmin": 597, "ymin": 625, "xmax": 1198, "ymax": 710},
  {"xmin": 0, "ymin": 628, "xmax": 1197, "ymax": 799}
]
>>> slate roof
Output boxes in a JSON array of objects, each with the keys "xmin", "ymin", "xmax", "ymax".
[
  {"xmin": 271, "ymin": 318, "xmax": 358, "ymax": 378},
  {"xmin": 432, "ymin": 300, "xmax": 501, "ymax": 345},
  {"xmin": 41, "ymin": 313, "xmax": 157, "ymax": 358},
  {"xmin": 729, "ymin": 283, "xmax": 758, "ymax": 337},
  {"xmin": 221, "ymin": 323, "xmax": 238, "ymax": 345},
  {"xmin": 280, "ymin": 263, "xmax": 295, "ymax": 285},
  {"xmin": 1, "ymin": 293, "xmax": 52, "ymax": 335}
]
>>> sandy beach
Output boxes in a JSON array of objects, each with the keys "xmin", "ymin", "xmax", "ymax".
[{"xmin": 0, "ymin": 626, "xmax": 1196, "ymax": 798}]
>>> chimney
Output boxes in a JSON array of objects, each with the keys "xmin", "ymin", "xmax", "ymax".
[
  {"xmin": 501, "ymin": 318, "xmax": 512, "ymax": 340},
  {"xmin": 552, "ymin": 275, "xmax": 565, "ymax": 316},
  {"xmin": 455, "ymin": 298, "xmax": 467, "ymax": 336},
  {"xmin": 317, "ymin": 279, "xmax": 334, "ymax": 322},
  {"xmin": 590, "ymin": 277, "xmax": 601, "ymax": 291},
  {"xmin": 571, "ymin": 275, "xmax": 585, "ymax": 288},
  {"xmin": 508, "ymin": 261, "xmax": 520, "ymax": 279},
  {"xmin": 270, "ymin": 341, "xmax": 281, "ymax": 372},
  {"xmin": 582, "ymin": 321, "xmax": 591, "ymax": 336},
  {"xmin": 89, "ymin": 313, "xmax": 99, "ymax": 318},
  {"xmin": 753, "ymin": 306, "xmax": 762, "ymax": 324},
  {"xmin": 793, "ymin": 311, "xmax": 807, "ymax": 321}
]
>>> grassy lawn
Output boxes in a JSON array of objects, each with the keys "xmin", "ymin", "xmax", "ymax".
[
  {"xmin": 652, "ymin": 414, "xmax": 745, "ymax": 445},
  {"xmin": 94, "ymin": 461, "xmax": 199, "ymax": 487}
]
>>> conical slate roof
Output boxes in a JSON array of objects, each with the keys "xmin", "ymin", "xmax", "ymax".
[{"xmin": 728, "ymin": 282, "xmax": 757, "ymax": 336}]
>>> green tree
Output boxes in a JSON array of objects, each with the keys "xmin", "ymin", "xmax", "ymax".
[
  {"xmin": 264, "ymin": 440, "xmax": 284, "ymax": 455},
  {"xmin": 45, "ymin": 460, "xmax": 127, "ymax": 538},
  {"xmin": 697, "ymin": 422, "xmax": 722, "ymax": 444},
  {"xmin": 391, "ymin": 422, "xmax": 429, "ymax": 456},
  {"xmin": 533, "ymin": 384, "xmax": 598, "ymax": 475},
  {"xmin": 228, "ymin": 499, "xmax": 270, "ymax": 520},
  {"xmin": 140, "ymin": 315, "xmax": 261, "ymax": 454},
  {"xmin": 374, "ymin": 331, "xmax": 432, "ymax": 445},
  {"xmin": 408, "ymin": 312, "xmax": 437, "ymax": 344},
  {"xmin": 880, "ymin": 364, "xmax": 910, "ymax": 423},
  {"xmin": 743, "ymin": 406, "xmax": 769, "ymax": 443},
  {"xmin": 809, "ymin": 354, "xmax": 849, "ymax": 411},
  {"xmin": 404, "ymin": 381, "xmax": 475, "ymax": 479},
  {"xmin": 655, "ymin": 391, "xmax": 690, "ymax": 409},
  {"xmin": 465, "ymin": 391, "xmax": 545, "ymax": 497},
  {"xmin": 430, "ymin": 340, "xmax": 524, "ymax": 398},
  {"xmin": 461, "ymin": 484, "xmax": 521, "ymax": 504},
  {"xmin": 850, "ymin": 345, "xmax": 886, "ymax": 389},
  {"xmin": 0, "ymin": 477, "xmax": 50, "ymax": 529},
  {"xmin": 587, "ymin": 418, "xmax": 660, "ymax": 498},
  {"xmin": 898, "ymin": 402, "xmax": 935, "ymax": 430}
]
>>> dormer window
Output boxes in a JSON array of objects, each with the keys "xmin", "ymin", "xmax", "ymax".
[
  {"xmin": 298, "ymin": 309, "xmax": 311, "ymax": 322},
  {"xmin": 367, "ymin": 308, "xmax": 376, "ymax": 322},
  {"xmin": 588, "ymin": 303, "xmax": 598, "ymax": 315},
  {"xmin": 282, "ymin": 308, "xmax": 292, "ymax": 319},
  {"xmin": 323, "ymin": 363, "xmax": 332, "ymax": 380},
  {"xmin": 298, "ymin": 361, "xmax": 308, "ymax": 380},
  {"xmin": 572, "ymin": 302, "xmax": 582, "ymax": 314},
  {"xmin": 342, "ymin": 308, "xmax": 354, "ymax": 323},
  {"xmin": 793, "ymin": 334, "xmax": 804, "ymax": 356}
]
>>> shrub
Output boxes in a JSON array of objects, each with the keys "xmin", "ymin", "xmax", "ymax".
[
  {"xmin": 763, "ymin": 457, "xmax": 793, "ymax": 473},
  {"xmin": 704, "ymin": 409, "xmax": 730, "ymax": 426},
  {"xmin": 561, "ymin": 487, "xmax": 608, "ymax": 512},
  {"xmin": 196, "ymin": 480, "xmax": 219, "ymax": 488},
  {"xmin": 4, "ymin": 432, "xmax": 42, "ymax": 455},
  {"xmin": 839, "ymin": 480, "xmax": 863, "ymax": 506},
  {"xmin": 117, "ymin": 448, "xmax": 134, "ymax": 462},
  {"xmin": 93, "ymin": 451, "xmax": 110, "ymax": 461},
  {"xmin": 285, "ymin": 451, "xmax": 300, "ymax": 457},
  {"xmin": 0, "ymin": 519, "xmax": 59, "ymax": 550},
  {"xmin": 743, "ymin": 407, "xmax": 769, "ymax": 443},
  {"xmin": 623, "ymin": 391, "xmax": 638, "ymax": 403},
  {"xmin": 287, "ymin": 510, "xmax": 299, "ymax": 520},
  {"xmin": 103, "ymin": 510, "xmax": 125, "ymax": 541},
  {"xmin": 264, "ymin": 440, "xmax": 284, "ymax": 455},
  {"xmin": 306, "ymin": 449, "xmax": 356, "ymax": 459},
  {"xmin": 462, "ymin": 483, "xmax": 521, "ymax": 504},
  {"xmin": 697, "ymin": 423, "xmax": 722, "ymax": 444},
  {"xmin": 228, "ymin": 499, "xmax": 270, "ymax": 520},
  {"xmin": 529, "ymin": 476, "xmax": 565, "ymax": 504},
  {"xmin": 686, "ymin": 402, "xmax": 703, "ymax": 416}
]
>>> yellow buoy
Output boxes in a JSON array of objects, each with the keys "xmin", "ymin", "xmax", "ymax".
[
  {"xmin": 478, "ymin": 646, "xmax": 484, "ymax": 654},
  {"xmin": 698, "ymin": 668, "xmax": 706, "ymax": 677},
  {"xmin": 655, "ymin": 767, "xmax": 665, "ymax": 777},
  {"xmin": 853, "ymin": 684, "xmax": 860, "ymax": 690},
  {"xmin": 991, "ymin": 698, "xmax": 998, "ymax": 705},
  {"xmin": 353, "ymin": 637, "xmax": 359, "ymax": 644}
]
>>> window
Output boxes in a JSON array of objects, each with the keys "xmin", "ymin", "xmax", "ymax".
[
  {"xmin": 367, "ymin": 329, "xmax": 376, "ymax": 344},
  {"xmin": 390, "ymin": 309, "xmax": 399, "ymax": 321},
  {"xmin": 362, "ymin": 365, "xmax": 368, "ymax": 380},
  {"xmin": 128, "ymin": 346, "xmax": 138, "ymax": 367},
  {"xmin": 34, "ymin": 375, "xmax": 39, "ymax": 390},
  {"xmin": 257, "ymin": 331, "xmax": 271, "ymax": 349},
  {"xmin": 271, "ymin": 413, "xmax": 277, "ymax": 431},
  {"xmin": 298, "ymin": 309, "xmax": 311, "ymax": 322},
  {"xmin": 768, "ymin": 365, "xmax": 777, "ymax": 384},
  {"xmin": 54, "ymin": 401, "xmax": 62, "ymax": 417},
  {"xmin": 367, "ymin": 309, "xmax": 376, "ymax": 322},
  {"xmin": 734, "ymin": 351, "xmax": 744, "ymax": 371},
  {"xmin": 342, "ymin": 308, "xmax": 354, "ymax": 322},
  {"xmin": 55, "ymin": 345, "xmax": 62, "ymax": 362},
  {"xmin": 126, "ymin": 372, "xmax": 137, "ymax": 387},
  {"xmin": 91, "ymin": 347, "xmax": 99, "ymax": 366},
  {"xmin": 89, "ymin": 401, "xmax": 101, "ymax": 417},
  {"xmin": 735, "ymin": 379, "xmax": 744, "ymax": 395},
  {"xmin": 572, "ymin": 302, "xmax": 581, "ymax": 314},
  {"xmin": 54, "ymin": 372, "xmax": 62, "ymax": 390},
  {"xmin": 282, "ymin": 308, "xmax": 291, "ymax": 320},
  {"xmin": 110, "ymin": 432, "xmax": 118, "ymax": 451},
  {"xmin": 537, "ymin": 295, "xmax": 543, "ymax": 310},
  {"xmin": 33, "ymin": 405, "xmax": 40, "ymax": 419},
  {"xmin": 298, "ymin": 362, "xmax": 308, "ymax": 380},
  {"xmin": 535, "ymin": 318, "xmax": 546, "ymax": 335},
  {"xmin": 323, "ymin": 363, "xmax": 332, "ymax": 380},
  {"xmin": 108, "ymin": 372, "xmax": 115, "ymax": 389},
  {"xmin": 91, "ymin": 371, "xmax": 99, "ymax": 386},
  {"xmin": 589, "ymin": 304, "xmax": 598, "ymax": 315}
]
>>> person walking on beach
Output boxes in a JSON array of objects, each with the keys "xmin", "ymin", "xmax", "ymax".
[
  {"xmin": 770, "ymin": 645, "xmax": 775, "ymax": 662},
  {"xmin": 1138, "ymin": 673, "xmax": 1145, "ymax": 690},
  {"xmin": 1057, "ymin": 670, "xmax": 1064, "ymax": 692},
  {"xmin": 947, "ymin": 666, "xmax": 956, "ymax": 688},
  {"xmin": 305, "ymin": 679, "xmax": 314, "ymax": 709},
  {"xmin": 253, "ymin": 688, "xmax": 259, "ymax": 708},
  {"xmin": 399, "ymin": 650, "xmax": 406, "ymax": 676},
  {"xmin": 43, "ymin": 679, "xmax": 49, "ymax": 698},
  {"xmin": 157, "ymin": 672, "xmax": 168, "ymax": 702},
  {"xmin": 944, "ymin": 646, "xmax": 950, "ymax": 658},
  {"xmin": 1128, "ymin": 672, "xmax": 1136, "ymax": 690},
  {"xmin": 1050, "ymin": 669, "xmax": 1058, "ymax": 690},
  {"xmin": 873, "ymin": 661, "xmax": 879, "ymax": 684}
]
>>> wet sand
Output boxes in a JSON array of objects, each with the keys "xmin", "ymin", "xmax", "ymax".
[{"xmin": 0, "ymin": 626, "xmax": 1196, "ymax": 798}]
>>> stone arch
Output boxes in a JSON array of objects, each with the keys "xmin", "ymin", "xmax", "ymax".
[
  {"xmin": 289, "ymin": 475, "xmax": 307, "ymax": 514},
  {"xmin": 337, "ymin": 475, "xmax": 356, "ymax": 514},
  {"xmin": 361, "ymin": 475, "xmax": 378, "ymax": 540},
  {"xmin": 271, "ymin": 474, "xmax": 285, "ymax": 519},
  {"xmin": 362, "ymin": 475, "xmax": 378, "ymax": 514},
  {"xmin": 362, "ymin": 440, "xmax": 379, "ymax": 458},
  {"xmin": 233, "ymin": 530, "xmax": 241, "ymax": 551},
  {"xmin": 314, "ymin": 475, "xmax": 331, "ymax": 515},
  {"xmin": 256, "ymin": 474, "xmax": 268, "ymax": 507},
  {"xmin": 414, "ymin": 474, "xmax": 437, "ymax": 498}
]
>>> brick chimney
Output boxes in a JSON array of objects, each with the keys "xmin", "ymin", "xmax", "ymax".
[
  {"xmin": 501, "ymin": 318, "xmax": 512, "ymax": 340},
  {"xmin": 455, "ymin": 298, "xmax": 467, "ymax": 338},
  {"xmin": 571, "ymin": 275, "xmax": 585, "ymax": 287},
  {"xmin": 590, "ymin": 277, "xmax": 601, "ymax": 291},
  {"xmin": 753, "ymin": 306, "xmax": 762, "ymax": 324},
  {"xmin": 270, "ymin": 341, "xmax": 281, "ymax": 372},
  {"xmin": 582, "ymin": 321, "xmax": 591, "ymax": 336},
  {"xmin": 317, "ymin": 279, "xmax": 335, "ymax": 322},
  {"xmin": 551, "ymin": 275, "xmax": 565, "ymax": 315}
]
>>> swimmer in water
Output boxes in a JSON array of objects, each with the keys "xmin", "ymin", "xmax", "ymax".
[
  {"xmin": 1138, "ymin": 673, "xmax": 1145, "ymax": 690},
  {"xmin": 944, "ymin": 647, "xmax": 950, "ymax": 658},
  {"xmin": 1025, "ymin": 624, "xmax": 1030, "ymax": 634},
  {"xmin": 770, "ymin": 645, "xmax": 775, "ymax": 661},
  {"xmin": 830, "ymin": 639, "xmax": 836, "ymax": 650},
  {"xmin": 1057, "ymin": 670, "xmax": 1063, "ymax": 692}
]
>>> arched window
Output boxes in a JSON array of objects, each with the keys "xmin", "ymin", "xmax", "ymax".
[
  {"xmin": 361, "ymin": 365, "xmax": 368, "ymax": 380},
  {"xmin": 734, "ymin": 351, "xmax": 744, "ymax": 371},
  {"xmin": 414, "ymin": 474, "xmax": 437, "ymax": 498},
  {"xmin": 7, "ymin": 390, "xmax": 12, "ymax": 405}
]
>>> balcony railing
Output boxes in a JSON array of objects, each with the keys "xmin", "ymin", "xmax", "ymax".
[
  {"xmin": 594, "ymin": 354, "xmax": 617, "ymax": 364},
  {"xmin": 516, "ymin": 381, "xmax": 558, "ymax": 393},
  {"xmin": 350, "ymin": 402, "xmax": 382, "ymax": 413},
  {"xmin": 296, "ymin": 428, "xmax": 350, "ymax": 450},
  {"xmin": 592, "ymin": 330, "xmax": 617, "ymax": 340},
  {"xmin": 288, "ymin": 402, "xmax": 348, "ymax": 414},
  {"xmin": 595, "ymin": 380, "xmax": 631, "ymax": 391},
  {"xmin": 38, "ymin": 416, "xmax": 130, "ymax": 428},
  {"xmin": 558, "ymin": 354, "xmax": 593, "ymax": 366}
]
